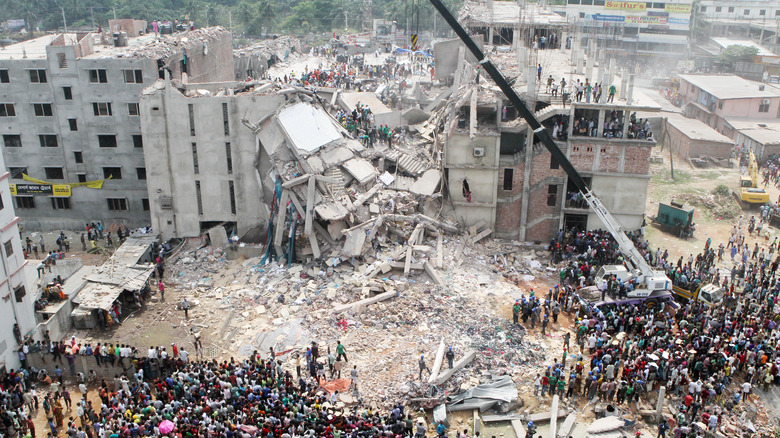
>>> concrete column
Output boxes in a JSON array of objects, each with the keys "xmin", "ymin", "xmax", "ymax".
[
  {"xmin": 619, "ymin": 69, "xmax": 628, "ymax": 99},
  {"xmin": 518, "ymin": 47, "xmax": 528, "ymax": 77},
  {"xmin": 622, "ymin": 109, "xmax": 630, "ymax": 138},
  {"xmin": 655, "ymin": 386, "xmax": 666, "ymax": 422},
  {"xmin": 488, "ymin": 27, "xmax": 494, "ymax": 46},
  {"xmin": 585, "ymin": 40, "xmax": 595, "ymax": 80},
  {"xmin": 512, "ymin": 26, "xmax": 520, "ymax": 51},
  {"xmin": 527, "ymin": 64, "xmax": 537, "ymax": 97},
  {"xmin": 608, "ymin": 58, "xmax": 616, "ymax": 86},
  {"xmin": 626, "ymin": 73, "xmax": 635, "ymax": 105},
  {"xmin": 567, "ymin": 107, "xmax": 576, "ymax": 139},
  {"xmin": 518, "ymin": 126, "xmax": 535, "ymax": 241},
  {"xmin": 597, "ymin": 110, "xmax": 605, "ymax": 139}
]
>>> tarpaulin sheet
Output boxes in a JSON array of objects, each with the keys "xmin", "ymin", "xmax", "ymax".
[{"xmin": 318, "ymin": 377, "xmax": 352, "ymax": 394}]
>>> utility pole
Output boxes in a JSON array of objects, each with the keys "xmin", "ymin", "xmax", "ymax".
[
  {"xmin": 113, "ymin": 7, "xmax": 117, "ymax": 20},
  {"xmin": 229, "ymin": 11, "xmax": 232, "ymax": 35},
  {"xmin": 90, "ymin": 7, "xmax": 95, "ymax": 29},
  {"xmin": 61, "ymin": 7, "xmax": 68, "ymax": 32}
]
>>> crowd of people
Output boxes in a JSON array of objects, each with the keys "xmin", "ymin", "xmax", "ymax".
[
  {"xmin": 0, "ymin": 334, "xmax": 441, "ymax": 438},
  {"xmin": 540, "ymin": 218, "xmax": 780, "ymax": 437}
]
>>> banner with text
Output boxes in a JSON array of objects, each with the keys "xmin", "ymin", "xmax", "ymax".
[
  {"xmin": 10, "ymin": 183, "xmax": 71, "ymax": 197},
  {"xmin": 664, "ymin": 4, "xmax": 691, "ymax": 13},
  {"xmin": 605, "ymin": 1, "xmax": 646, "ymax": 11}
]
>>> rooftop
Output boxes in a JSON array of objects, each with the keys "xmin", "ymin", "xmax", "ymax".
[
  {"xmin": 710, "ymin": 37, "xmax": 776, "ymax": 56},
  {"xmin": 726, "ymin": 118, "xmax": 780, "ymax": 145},
  {"xmin": 666, "ymin": 115, "xmax": 734, "ymax": 143},
  {"xmin": 0, "ymin": 27, "xmax": 229, "ymax": 61},
  {"xmin": 677, "ymin": 74, "xmax": 780, "ymax": 99}
]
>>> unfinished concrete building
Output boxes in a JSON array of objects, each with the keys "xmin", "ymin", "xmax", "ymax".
[{"xmin": 0, "ymin": 27, "xmax": 233, "ymax": 230}]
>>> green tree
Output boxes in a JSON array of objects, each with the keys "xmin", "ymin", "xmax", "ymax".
[{"xmin": 718, "ymin": 45, "xmax": 760, "ymax": 64}]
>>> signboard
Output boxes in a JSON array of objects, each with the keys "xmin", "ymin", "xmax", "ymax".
[
  {"xmin": 10, "ymin": 183, "xmax": 71, "ymax": 197},
  {"xmin": 593, "ymin": 14, "xmax": 626, "ymax": 22},
  {"xmin": 665, "ymin": 4, "xmax": 691, "ymax": 13},
  {"xmin": 605, "ymin": 1, "xmax": 646, "ymax": 11},
  {"xmin": 410, "ymin": 34, "xmax": 418, "ymax": 50},
  {"xmin": 668, "ymin": 17, "xmax": 690, "ymax": 24},
  {"xmin": 626, "ymin": 15, "xmax": 663, "ymax": 24}
]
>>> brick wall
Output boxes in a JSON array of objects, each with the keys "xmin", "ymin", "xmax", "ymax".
[
  {"xmin": 569, "ymin": 143, "xmax": 596, "ymax": 171},
  {"xmin": 623, "ymin": 144, "xmax": 652, "ymax": 174},
  {"xmin": 496, "ymin": 161, "xmax": 524, "ymax": 237},
  {"xmin": 598, "ymin": 144, "xmax": 622, "ymax": 173},
  {"xmin": 526, "ymin": 216, "xmax": 559, "ymax": 242}
]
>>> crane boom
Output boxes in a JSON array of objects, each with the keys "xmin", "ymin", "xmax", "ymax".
[{"xmin": 428, "ymin": 0, "xmax": 670, "ymax": 292}]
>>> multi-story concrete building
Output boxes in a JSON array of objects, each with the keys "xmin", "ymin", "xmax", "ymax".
[
  {"xmin": 0, "ymin": 154, "xmax": 37, "ymax": 370},
  {"xmin": 0, "ymin": 27, "xmax": 233, "ymax": 231},
  {"xmin": 459, "ymin": 0, "xmax": 694, "ymax": 59},
  {"xmin": 697, "ymin": 0, "xmax": 780, "ymax": 53}
]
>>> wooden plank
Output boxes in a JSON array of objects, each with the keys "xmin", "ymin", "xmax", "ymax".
[
  {"xmin": 435, "ymin": 234, "xmax": 443, "ymax": 269},
  {"xmin": 305, "ymin": 176, "xmax": 315, "ymax": 235}
]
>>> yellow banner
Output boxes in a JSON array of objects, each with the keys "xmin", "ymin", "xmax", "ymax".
[
  {"xmin": 665, "ymin": 4, "xmax": 691, "ymax": 13},
  {"xmin": 52, "ymin": 185, "xmax": 71, "ymax": 197},
  {"xmin": 22, "ymin": 173, "xmax": 107, "ymax": 189},
  {"xmin": 605, "ymin": 1, "xmax": 646, "ymax": 10}
]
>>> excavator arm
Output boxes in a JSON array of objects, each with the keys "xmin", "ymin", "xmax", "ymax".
[{"xmin": 428, "ymin": 0, "xmax": 658, "ymax": 279}]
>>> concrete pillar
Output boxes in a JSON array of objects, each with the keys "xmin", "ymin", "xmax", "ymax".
[
  {"xmin": 585, "ymin": 40, "xmax": 595, "ymax": 80},
  {"xmin": 518, "ymin": 126, "xmax": 535, "ymax": 241},
  {"xmin": 619, "ymin": 69, "xmax": 628, "ymax": 99},
  {"xmin": 488, "ymin": 27, "xmax": 494, "ymax": 46},
  {"xmin": 597, "ymin": 110, "xmax": 606, "ymax": 138},
  {"xmin": 527, "ymin": 64, "xmax": 537, "ymax": 97},
  {"xmin": 567, "ymin": 107, "xmax": 576, "ymax": 139},
  {"xmin": 626, "ymin": 73, "xmax": 635, "ymax": 105},
  {"xmin": 513, "ymin": 26, "xmax": 520, "ymax": 51},
  {"xmin": 550, "ymin": 395, "xmax": 560, "ymax": 438},
  {"xmin": 518, "ymin": 47, "xmax": 528, "ymax": 76},
  {"xmin": 655, "ymin": 386, "xmax": 666, "ymax": 422},
  {"xmin": 570, "ymin": 40, "xmax": 578, "ymax": 66},
  {"xmin": 622, "ymin": 109, "xmax": 630, "ymax": 138},
  {"xmin": 608, "ymin": 58, "xmax": 616, "ymax": 86}
]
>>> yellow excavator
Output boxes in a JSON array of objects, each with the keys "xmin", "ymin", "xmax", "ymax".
[{"xmin": 738, "ymin": 151, "xmax": 769, "ymax": 207}]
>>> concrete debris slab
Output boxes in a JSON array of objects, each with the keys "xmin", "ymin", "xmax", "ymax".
[
  {"xmin": 341, "ymin": 158, "xmax": 378, "ymax": 185},
  {"xmin": 379, "ymin": 172, "xmax": 396, "ymax": 185},
  {"xmin": 448, "ymin": 375, "xmax": 518, "ymax": 412},
  {"xmin": 278, "ymin": 102, "xmax": 341, "ymax": 153},
  {"xmin": 410, "ymin": 169, "xmax": 442, "ymax": 196},
  {"xmin": 586, "ymin": 416, "xmax": 626, "ymax": 433}
]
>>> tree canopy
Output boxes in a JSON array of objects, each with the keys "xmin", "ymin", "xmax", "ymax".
[{"xmin": 717, "ymin": 45, "xmax": 760, "ymax": 64}]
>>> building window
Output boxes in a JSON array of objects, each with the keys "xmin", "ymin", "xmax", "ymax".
[
  {"xmin": 0, "ymin": 70, "xmax": 8, "ymax": 83},
  {"xmin": 103, "ymin": 167, "xmax": 122, "ymax": 179},
  {"xmin": 547, "ymin": 185, "xmax": 558, "ymax": 207},
  {"xmin": 68, "ymin": 118, "xmax": 78, "ymax": 131},
  {"xmin": 74, "ymin": 151, "xmax": 83, "ymax": 163},
  {"xmin": 77, "ymin": 174, "xmax": 87, "ymax": 183},
  {"xmin": 715, "ymin": 6, "xmax": 721, "ymax": 12},
  {"xmin": 225, "ymin": 142, "xmax": 233, "ymax": 174},
  {"xmin": 44, "ymin": 167, "xmax": 64, "ymax": 180},
  {"xmin": 63, "ymin": 86, "xmax": 73, "ymax": 100},
  {"xmin": 718, "ymin": 100, "xmax": 723, "ymax": 109},
  {"xmin": 33, "ymin": 103, "xmax": 53, "ymax": 116},
  {"xmin": 502, "ymin": 168, "xmax": 514, "ymax": 191},
  {"xmin": 14, "ymin": 197, "xmax": 35, "ymax": 209},
  {"xmin": 51, "ymin": 198, "xmax": 70, "ymax": 210},
  {"xmin": 744, "ymin": 9, "xmax": 750, "ymax": 15},
  {"xmin": 128, "ymin": 103, "xmax": 140, "ymax": 116},
  {"xmin": 699, "ymin": 6, "xmax": 706, "ymax": 12},
  {"xmin": 123, "ymin": 69, "xmax": 143, "ymax": 84},
  {"xmin": 195, "ymin": 181, "xmax": 203, "ymax": 215},
  {"xmin": 229, "ymin": 180, "xmax": 236, "ymax": 214},
  {"xmin": 189, "ymin": 104, "xmax": 196, "ymax": 136},
  {"xmin": 29, "ymin": 69, "xmax": 47, "ymax": 83},
  {"xmin": 4, "ymin": 240, "xmax": 13, "ymax": 257},
  {"xmin": 57, "ymin": 53, "xmax": 68, "ymax": 69},
  {"xmin": 0, "ymin": 194, "xmax": 4, "ymax": 210},
  {"xmin": 93, "ymin": 102, "xmax": 113, "ymax": 116},
  {"xmin": 0, "ymin": 103, "xmax": 16, "ymax": 117},
  {"xmin": 760, "ymin": 9, "xmax": 766, "ymax": 15},
  {"xmin": 192, "ymin": 143, "xmax": 199, "ymax": 174},
  {"xmin": 98, "ymin": 134, "xmax": 117, "ymax": 148},
  {"xmin": 88, "ymin": 69, "xmax": 107, "ymax": 83},
  {"xmin": 760, "ymin": 101, "xmax": 770, "ymax": 112},
  {"xmin": 9, "ymin": 168, "xmax": 26, "ymax": 179},
  {"xmin": 39, "ymin": 135, "xmax": 58, "ymax": 148},
  {"xmin": 3, "ymin": 135, "xmax": 21, "ymax": 148},
  {"xmin": 223, "ymin": 102, "xmax": 230, "ymax": 135},
  {"xmin": 728, "ymin": 6, "xmax": 734, "ymax": 12},
  {"xmin": 136, "ymin": 167, "xmax": 146, "ymax": 180},
  {"xmin": 14, "ymin": 286, "xmax": 25, "ymax": 303},
  {"xmin": 142, "ymin": 198, "xmax": 150, "ymax": 211},
  {"xmin": 550, "ymin": 154, "xmax": 560, "ymax": 169},
  {"xmin": 776, "ymin": 9, "xmax": 780, "ymax": 16},
  {"xmin": 107, "ymin": 198, "xmax": 128, "ymax": 211},
  {"xmin": 132, "ymin": 135, "xmax": 143, "ymax": 148}
]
